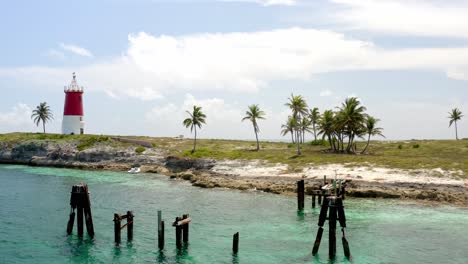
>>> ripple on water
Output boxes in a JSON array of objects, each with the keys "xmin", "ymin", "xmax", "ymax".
[{"xmin": 0, "ymin": 164, "xmax": 467, "ymax": 264}]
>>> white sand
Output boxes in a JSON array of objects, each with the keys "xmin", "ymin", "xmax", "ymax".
[{"xmin": 211, "ymin": 160, "xmax": 467, "ymax": 186}]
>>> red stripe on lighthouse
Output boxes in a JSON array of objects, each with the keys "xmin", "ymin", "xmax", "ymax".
[{"xmin": 63, "ymin": 91, "xmax": 84, "ymax": 116}]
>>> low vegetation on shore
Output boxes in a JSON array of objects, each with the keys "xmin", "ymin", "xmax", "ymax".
[{"xmin": 1, "ymin": 133, "xmax": 467, "ymax": 178}]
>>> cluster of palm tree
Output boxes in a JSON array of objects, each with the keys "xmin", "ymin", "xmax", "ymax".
[
  {"xmin": 281, "ymin": 96, "xmax": 384, "ymax": 155},
  {"xmin": 281, "ymin": 94, "xmax": 309, "ymax": 155}
]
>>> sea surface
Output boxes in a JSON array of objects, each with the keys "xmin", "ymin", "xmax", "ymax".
[{"xmin": 0, "ymin": 164, "xmax": 467, "ymax": 264}]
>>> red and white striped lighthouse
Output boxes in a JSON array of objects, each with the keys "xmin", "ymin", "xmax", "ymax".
[{"xmin": 62, "ymin": 72, "xmax": 85, "ymax": 135}]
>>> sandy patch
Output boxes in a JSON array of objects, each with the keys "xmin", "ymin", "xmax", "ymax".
[{"xmin": 211, "ymin": 160, "xmax": 466, "ymax": 186}]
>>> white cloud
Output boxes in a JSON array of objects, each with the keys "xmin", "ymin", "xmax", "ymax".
[
  {"xmin": 60, "ymin": 43, "xmax": 94, "ymax": 57},
  {"xmin": 320, "ymin": 90, "xmax": 333, "ymax": 97},
  {"xmin": 330, "ymin": 0, "xmax": 468, "ymax": 38},
  {"xmin": 0, "ymin": 104, "xmax": 32, "ymax": 132},
  {"xmin": 1, "ymin": 28, "xmax": 468, "ymax": 102}
]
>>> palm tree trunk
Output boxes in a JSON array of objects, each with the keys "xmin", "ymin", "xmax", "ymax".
[
  {"xmin": 296, "ymin": 129, "xmax": 301, "ymax": 155},
  {"xmin": 42, "ymin": 121, "xmax": 46, "ymax": 134},
  {"xmin": 455, "ymin": 121, "xmax": 458, "ymax": 140},
  {"xmin": 313, "ymin": 124, "xmax": 317, "ymax": 141},
  {"xmin": 303, "ymin": 130, "xmax": 305, "ymax": 144},
  {"xmin": 254, "ymin": 126, "xmax": 260, "ymax": 151},
  {"xmin": 291, "ymin": 131, "xmax": 294, "ymax": 143},
  {"xmin": 361, "ymin": 134, "xmax": 371, "ymax": 154},
  {"xmin": 192, "ymin": 126, "xmax": 197, "ymax": 153},
  {"xmin": 327, "ymin": 135, "xmax": 333, "ymax": 151}
]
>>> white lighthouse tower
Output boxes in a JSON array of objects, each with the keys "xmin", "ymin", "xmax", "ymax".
[{"xmin": 62, "ymin": 72, "xmax": 85, "ymax": 135}]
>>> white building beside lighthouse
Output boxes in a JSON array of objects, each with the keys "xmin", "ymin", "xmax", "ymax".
[{"xmin": 62, "ymin": 73, "xmax": 85, "ymax": 135}]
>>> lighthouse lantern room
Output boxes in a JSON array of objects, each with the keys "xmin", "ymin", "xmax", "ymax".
[{"xmin": 62, "ymin": 72, "xmax": 85, "ymax": 135}]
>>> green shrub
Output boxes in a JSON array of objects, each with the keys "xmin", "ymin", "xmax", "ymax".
[
  {"xmin": 309, "ymin": 139, "xmax": 327, "ymax": 146},
  {"xmin": 413, "ymin": 144, "xmax": 420, "ymax": 149},
  {"xmin": 77, "ymin": 136, "xmax": 110, "ymax": 151},
  {"xmin": 398, "ymin": 144, "xmax": 403, "ymax": 149},
  {"xmin": 135, "ymin": 146, "xmax": 146, "ymax": 154},
  {"xmin": 287, "ymin": 143, "xmax": 294, "ymax": 148}
]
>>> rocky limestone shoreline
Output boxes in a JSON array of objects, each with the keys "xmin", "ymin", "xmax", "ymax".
[{"xmin": 1, "ymin": 140, "xmax": 466, "ymax": 206}]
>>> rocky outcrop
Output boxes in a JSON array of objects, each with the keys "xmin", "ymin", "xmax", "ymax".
[
  {"xmin": 164, "ymin": 156, "xmax": 216, "ymax": 171},
  {"xmin": 0, "ymin": 140, "xmax": 166, "ymax": 169}
]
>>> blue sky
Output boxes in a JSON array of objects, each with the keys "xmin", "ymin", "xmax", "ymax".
[{"xmin": 0, "ymin": 0, "xmax": 467, "ymax": 140}]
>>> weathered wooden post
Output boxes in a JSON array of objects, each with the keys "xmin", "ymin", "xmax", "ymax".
[
  {"xmin": 67, "ymin": 211, "xmax": 75, "ymax": 235},
  {"xmin": 312, "ymin": 194, "xmax": 316, "ymax": 208},
  {"xmin": 127, "ymin": 211, "xmax": 134, "ymax": 241},
  {"xmin": 233, "ymin": 232, "xmax": 239, "ymax": 254},
  {"xmin": 182, "ymin": 214, "xmax": 189, "ymax": 243},
  {"xmin": 114, "ymin": 213, "xmax": 121, "ymax": 244},
  {"xmin": 175, "ymin": 217, "xmax": 182, "ymax": 249},
  {"xmin": 318, "ymin": 185, "xmax": 322, "ymax": 205},
  {"xmin": 83, "ymin": 185, "xmax": 94, "ymax": 238},
  {"xmin": 328, "ymin": 197, "xmax": 337, "ymax": 259},
  {"xmin": 158, "ymin": 210, "xmax": 164, "ymax": 250},
  {"xmin": 66, "ymin": 184, "xmax": 94, "ymax": 238},
  {"xmin": 312, "ymin": 195, "xmax": 350, "ymax": 259},
  {"xmin": 297, "ymin": 180, "xmax": 305, "ymax": 210},
  {"xmin": 159, "ymin": 221, "xmax": 165, "ymax": 250},
  {"xmin": 172, "ymin": 214, "xmax": 192, "ymax": 249}
]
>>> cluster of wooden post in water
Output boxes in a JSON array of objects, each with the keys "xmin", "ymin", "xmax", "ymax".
[
  {"xmin": 66, "ymin": 180, "xmax": 349, "ymax": 259},
  {"xmin": 66, "ymin": 184, "xmax": 240, "ymax": 254},
  {"xmin": 297, "ymin": 176, "xmax": 351, "ymax": 259},
  {"xmin": 66, "ymin": 184, "xmax": 95, "ymax": 238}
]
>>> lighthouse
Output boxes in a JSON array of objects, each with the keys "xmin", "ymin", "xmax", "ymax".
[{"xmin": 62, "ymin": 72, "xmax": 85, "ymax": 135}]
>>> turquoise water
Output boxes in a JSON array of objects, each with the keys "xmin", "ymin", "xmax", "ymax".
[{"xmin": 0, "ymin": 165, "xmax": 467, "ymax": 264}]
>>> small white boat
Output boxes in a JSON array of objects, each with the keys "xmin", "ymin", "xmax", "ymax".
[{"xmin": 128, "ymin": 167, "xmax": 141, "ymax": 174}]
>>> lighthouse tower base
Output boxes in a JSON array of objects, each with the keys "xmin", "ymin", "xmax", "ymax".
[{"xmin": 62, "ymin": 115, "xmax": 84, "ymax": 135}]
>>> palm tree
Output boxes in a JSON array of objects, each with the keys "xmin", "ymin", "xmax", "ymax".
[
  {"xmin": 338, "ymin": 97, "xmax": 367, "ymax": 153},
  {"xmin": 285, "ymin": 94, "xmax": 308, "ymax": 155},
  {"xmin": 183, "ymin": 105, "xmax": 207, "ymax": 153},
  {"xmin": 309, "ymin": 107, "xmax": 320, "ymax": 141},
  {"xmin": 299, "ymin": 117, "xmax": 312, "ymax": 143},
  {"xmin": 318, "ymin": 110, "xmax": 336, "ymax": 151},
  {"xmin": 31, "ymin": 102, "xmax": 53, "ymax": 133},
  {"xmin": 361, "ymin": 116, "xmax": 385, "ymax": 154},
  {"xmin": 281, "ymin": 116, "xmax": 296, "ymax": 143},
  {"xmin": 242, "ymin": 104, "xmax": 266, "ymax": 151},
  {"xmin": 448, "ymin": 108, "xmax": 463, "ymax": 140}
]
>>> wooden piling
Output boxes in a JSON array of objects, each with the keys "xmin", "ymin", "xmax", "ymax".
[
  {"xmin": 297, "ymin": 180, "xmax": 305, "ymax": 210},
  {"xmin": 312, "ymin": 227, "xmax": 323, "ymax": 255},
  {"xmin": 328, "ymin": 198, "xmax": 337, "ymax": 259},
  {"xmin": 127, "ymin": 211, "xmax": 134, "ymax": 241},
  {"xmin": 83, "ymin": 185, "xmax": 94, "ymax": 238},
  {"xmin": 233, "ymin": 232, "xmax": 239, "ymax": 253},
  {"xmin": 182, "ymin": 214, "xmax": 189, "ymax": 243},
  {"xmin": 66, "ymin": 212, "xmax": 75, "ymax": 235},
  {"xmin": 312, "ymin": 194, "xmax": 316, "ymax": 208},
  {"xmin": 114, "ymin": 213, "xmax": 121, "ymax": 244},
  {"xmin": 175, "ymin": 217, "xmax": 182, "ymax": 249},
  {"xmin": 158, "ymin": 221, "xmax": 165, "ymax": 250},
  {"xmin": 77, "ymin": 206, "xmax": 84, "ymax": 237},
  {"xmin": 318, "ymin": 186, "xmax": 322, "ymax": 205}
]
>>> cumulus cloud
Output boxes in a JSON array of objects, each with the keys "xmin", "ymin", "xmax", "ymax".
[
  {"xmin": 330, "ymin": 0, "xmax": 468, "ymax": 38},
  {"xmin": 0, "ymin": 104, "xmax": 32, "ymax": 132},
  {"xmin": 1, "ymin": 28, "xmax": 468, "ymax": 102},
  {"xmin": 60, "ymin": 43, "xmax": 94, "ymax": 57}
]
